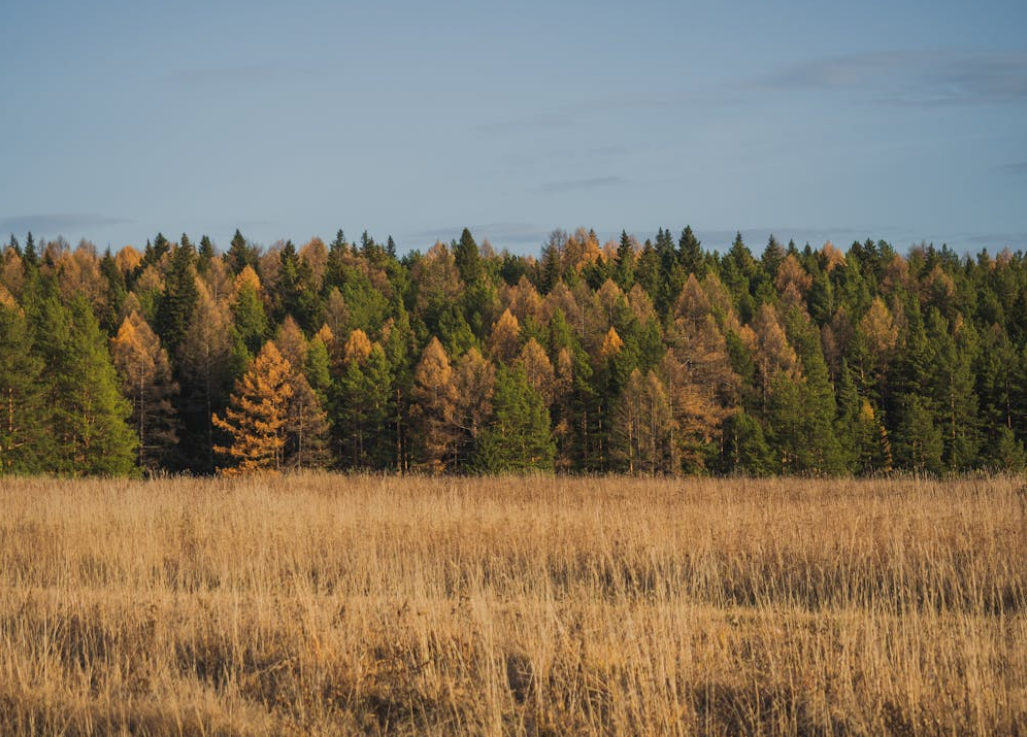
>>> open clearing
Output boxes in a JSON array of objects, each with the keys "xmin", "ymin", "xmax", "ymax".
[{"xmin": 0, "ymin": 475, "xmax": 1024, "ymax": 736}]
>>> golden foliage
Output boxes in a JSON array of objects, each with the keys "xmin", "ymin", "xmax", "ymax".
[
  {"xmin": 774, "ymin": 254, "xmax": 812, "ymax": 298},
  {"xmin": 412, "ymin": 337, "xmax": 458, "ymax": 472},
  {"xmin": 232, "ymin": 265, "xmax": 262, "ymax": 298},
  {"xmin": 599, "ymin": 326, "xmax": 624, "ymax": 359},
  {"xmin": 115, "ymin": 244, "xmax": 142, "ymax": 275},
  {"xmin": 452, "ymin": 347, "xmax": 496, "ymax": 441},
  {"xmin": 860, "ymin": 297, "xmax": 899, "ymax": 357},
  {"xmin": 343, "ymin": 328, "xmax": 373, "ymax": 365},
  {"xmin": 489, "ymin": 309, "xmax": 522, "ymax": 364},
  {"xmin": 274, "ymin": 315, "xmax": 308, "ymax": 370},
  {"xmin": 213, "ymin": 341, "xmax": 293, "ymax": 474},
  {"xmin": 516, "ymin": 338, "xmax": 555, "ymax": 405},
  {"xmin": 751, "ymin": 304, "xmax": 801, "ymax": 405}
]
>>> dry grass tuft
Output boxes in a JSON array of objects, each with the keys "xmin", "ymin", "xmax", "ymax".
[{"xmin": 0, "ymin": 474, "xmax": 1024, "ymax": 735}]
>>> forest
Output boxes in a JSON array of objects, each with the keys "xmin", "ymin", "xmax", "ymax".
[{"xmin": 0, "ymin": 225, "xmax": 1025, "ymax": 477}]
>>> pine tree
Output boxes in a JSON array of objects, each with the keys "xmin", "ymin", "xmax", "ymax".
[
  {"xmin": 477, "ymin": 365, "xmax": 555, "ymax": 473},
  {"xmin": 720, "ymin": 409, "xmax": 775, "ymax": 475},
  {"xmin": 111, "ymin": 310, "xmax": 179, "ymax": 471},
  {"xmin": 30, "ymin": 291, "xmax": 137, "ymax": 476},
  {"xmin": 0, "ymin": 304, "xmax": 46, "ymax": 474},
  {"xmin": 336, "ymin": 330, "xmax": 392, "ymax": 468},
  {"xmin": 213, "ymin": 341, "xmax": 293, "ymax": 474}
]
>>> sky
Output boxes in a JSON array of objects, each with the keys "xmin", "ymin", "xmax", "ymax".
[{"xmin": 2, "ymin": 0, "xmax": 1026, "ymax": 257}]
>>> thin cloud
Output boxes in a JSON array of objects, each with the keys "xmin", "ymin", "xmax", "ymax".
[
  {"xmin": 999, "ymin": 161, "xmax": 1027, "ymax": 176},
  {"xmin": 410, "ymin": 222, "xmax": 554, "ymax": 251},
  {"xmin": 937, "ymin": 232, "xmax": 1027, "ymax": 249},
  {"xmin": 754, "ymin": 51, "xmax": 1027, "ymax": 107},
  {"xmin": 533, "ymin": 176, "xmax": 627, "ymax": 195},
  {"xmin": 0, "ymin": 212, "xmax": 130, "ymax": 235}
]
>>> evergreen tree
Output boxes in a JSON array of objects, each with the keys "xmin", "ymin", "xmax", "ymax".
[
  {"xmin": 230, "ymin": 266, "xmax": 269, "ymax": 360},
  {"xmin": 476, "ymin": 365, "xmax": 555, "ymax": 473},
  {"xmin": 453, "ymin": 227, "xmax": 483, "ymax": 284},
  {"xmin": 156, "ymin": 237, "xmax": 199, "ymax": 353},
  {"xmin": 31, "ymin": 291, "xmax": 137, "ymax": 475},
  {"xmin": 678, "ymin": 226, "xmax": 704, "ymax": 279},
  {"xmin": 225, "ymin": 229, "xmax": 259, "ymax": 275},
  {"xmin": 613, "ymin": 231, "xmax": 635, "ymax": 290},
  {"xmin": 720, "ymin": 409, "xmax": 775, "ymax": 475},
  {"xmin": 0, "ymin": 304, "xmax": 47, "ymax": 474}
]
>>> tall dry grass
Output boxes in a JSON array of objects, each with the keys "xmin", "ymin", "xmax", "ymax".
[{"xmin": 0, "ymin": 474, "xmax": 1024, "ymax": 736}]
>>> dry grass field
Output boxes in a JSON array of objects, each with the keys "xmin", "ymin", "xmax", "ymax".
[{"xmin": 0, "ymin": 474, "xmax": 1024, "ymax": 736}]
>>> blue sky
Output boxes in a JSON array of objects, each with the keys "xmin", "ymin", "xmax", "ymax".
[{"xmin": 2, "ymin": 0, "xmax": 1026, "ymax": 256}]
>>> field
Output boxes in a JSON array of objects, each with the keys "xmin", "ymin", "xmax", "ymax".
[{"xmin": 0, "ymin": 475, "xmax": 1024, "ymax": 736}]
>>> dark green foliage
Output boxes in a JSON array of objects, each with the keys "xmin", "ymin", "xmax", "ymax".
[
  {"xmin": 156, "ymin": 237, "xmax": 199, "ymax": 353},
  {"xmin": 476, "ymin": 366, "xmax": 555, "ymax": 473},
  {"xmin": 29, "ymin": 290, "xmax": 137, "ymax": 476},
  {"xmin": 225, "ymin": 229, "xmax": 259, "ymax": 275},
  {"xmin": 0, "ymin": 305, "xmax": 47, "ymax": 474},
  {"xmin": 454, "ymin": 228, "xmax": 483, "ymax": 284},
  {"xmin": 720, "ymin": 410, "xmax": 775, "ymax": 476}
]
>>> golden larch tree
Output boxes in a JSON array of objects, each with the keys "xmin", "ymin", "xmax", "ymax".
[
  {"xmin": 489, "ymin": 308, "xmax": 522, "ymax": 364},
  {"xmin": 516, "ymin": 338, "xmax": 555, "ymax": 405},
  {"xmin": 411, "ymin": 337, "xmax": 458, "ymax": 472},
  {"xmin": 213, "ymin": 341, "xmax": 293, "ymax": 474},
  {"xmin": 274, "ymin": 322, "xmax": 332, "ymax": 470},
  {"xmin": 110, "ymin": 310, "xmax": 179, "ymax": 470}
]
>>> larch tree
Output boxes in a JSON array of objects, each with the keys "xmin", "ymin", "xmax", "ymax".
[
  {"xmin": 451, "ymin": 347, "xmax": 496, "ymax": 467},
  {"xmin": 275, "ymin": 319, "xmax": 331, "ymax": 470},
  {"xmin": 410, "ymin": 336, "xmax": 459, "ymax": 472},
  {"xmin": 177, "ymin": 279, "xmax": 235, "ymax": 473},
  {"xmin": 515, "ymin": 338, "xmax": 556, "ymax": 406},
  {"xmin": 612, "ymin": 368, "xmax": 675, "ymax": 475},
  {"xmin": 110, "ymin": 310, "xmax": 179, "ymax": 471},
  {"xmin": 213, "ymin": 340, "xmax": 293, "ymax": 475},
  {"xmin": 489, "ymin": 308, "xmax": 522, "ymax": 365},
  {"xmin": 663, "ymin": 275, "xmax": 741, "ymax": 471}
]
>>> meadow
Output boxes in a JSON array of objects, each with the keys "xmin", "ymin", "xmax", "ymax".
[{"xmin": 0, "ymin": 474, "xmax": 1024, "ymax": 736}]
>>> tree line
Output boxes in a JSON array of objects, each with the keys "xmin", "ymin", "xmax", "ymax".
[{"xmin": 1, "ymin": 225, "xmax": 1025, "ymax": 476}]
